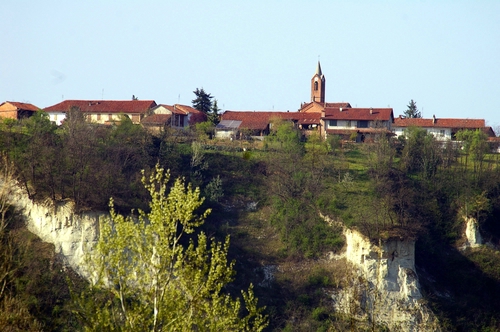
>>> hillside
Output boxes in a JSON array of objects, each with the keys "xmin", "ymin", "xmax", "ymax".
[{"xmin": 1, "ymin": 115, "xmax": 500, "ymax": 330}]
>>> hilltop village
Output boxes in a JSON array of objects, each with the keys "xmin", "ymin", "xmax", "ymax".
[
  {"xmin": 3, "ymin": 63, "xmax": 500, "ymax": 331},
  {"xmin": 1, "ymin": 62, "xmax": 496, "ymax": 145}
]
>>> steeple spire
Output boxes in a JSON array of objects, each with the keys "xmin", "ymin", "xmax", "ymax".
[{"xmin": 316, "ymin": 61, "xmax": 322, "ymax": 76}]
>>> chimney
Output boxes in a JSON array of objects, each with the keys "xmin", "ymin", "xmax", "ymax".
[
  {"xmin": 339, "ymin": 107, "xmax": 343, "ymax": 112},
  {"xmin": 433, "ymin": 114, "xmax": 436, "ymax": 124},
  {"xmin": 370, "ymin": 108, "xmax": 373, "ymax": 114}
]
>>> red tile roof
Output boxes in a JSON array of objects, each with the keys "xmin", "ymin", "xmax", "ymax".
[
  {"xmin": 158, "ymin": 104, "xmax": 202, "ymax": 115},
  {"xmin": 393, "ymin": 117, "xmax": 485, "ymax": 129},
  {"xmin": 221, "ymin": 111, "xmax": 321, "ymax": 130},
  {"xmin": 2, "ymin": 101, "xmax": 40, "ymax": 111},
  {"xmin": 141, "ymin": 114, "xmax": 172, "ymax": 125},
  {"xmin": 295, "ymin": 112, "xmax": 321, "ymax": 125},
  {"xmin": 323, "ymin": 107, "xmax": 394, "ymax": 121},
  {"xmin": 44, "ymin": 100, "xmax": 157, "ymax": 114}
]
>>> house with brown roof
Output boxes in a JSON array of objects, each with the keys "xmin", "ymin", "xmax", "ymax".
[
  {"xmin": 216, "ymin": 111, "xmax": 321, "ymax": 139},
  {"xmin": 321, "ymin": 107, "xmax": 394, "ymax": 142},
  {"xmin": 393, "ymin": 115, "xmax": 495, "ymax": 141},
  {"xmin": 299, "ymin": 62, "xmax": 394, "ymax": 141},
  {"xmin": 43, "ymin": 100, "xmax": 157, "ymax": 125},
  {"xmin": 141, "ymin": 104, "xmax": 205, "ymax": 133},
  {"xmin": 0, "ymin": 101, "xmax": 40, "ymax": 120}
]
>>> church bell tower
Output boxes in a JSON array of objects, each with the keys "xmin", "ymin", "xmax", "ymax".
[{"xmin": 311, "ymin": 61, "xmax": 326, "ymax": 103}]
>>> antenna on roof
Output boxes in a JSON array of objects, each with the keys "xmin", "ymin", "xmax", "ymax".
[
  {"xmin": 102, "ymin": 89, "xmax": 104, "ymax": 100},
  {"xmin": 178, "ymin": 94, "xmax": 180, "ymax": 104}
]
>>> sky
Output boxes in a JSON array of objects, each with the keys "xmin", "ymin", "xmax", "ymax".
[{"xmin": 2, "ymin": 1, "xmax": 500, "ymax": 129}]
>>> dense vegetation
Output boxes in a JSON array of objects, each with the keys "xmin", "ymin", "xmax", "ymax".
[{"xmin": 1, "ymin": 112, "xmax": 500, "ymax": 330}]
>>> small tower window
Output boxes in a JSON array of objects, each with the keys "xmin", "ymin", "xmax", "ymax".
[{"xmin": 314, "ymin": 81, "xmax": 318, "ymax": 91}]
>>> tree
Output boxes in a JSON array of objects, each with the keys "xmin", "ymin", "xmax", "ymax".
[
  {"xmin": 77, "ymin": 165, "xmax": 267, "ymax": 331},
  {"xmin": 192, "ymin": 88, "xmax": 213, "ymax": 115},
  {"xmin": 12, "ymin": 111, "xmax": 60, "ymax": 200},
  {"xmin": 401, "ymin": 126, "xmax": 442, "ymax": 179},
  {"xmin": 404, "ymin": 99, "xmax": 421, "ymax": 118},
  {"xmin": 456, "ymin": 129, "xmax": 489, "ymax": 174},
  {"xmin": 209, "ymin": 99, "xmax": 221, "ymax": 125}
]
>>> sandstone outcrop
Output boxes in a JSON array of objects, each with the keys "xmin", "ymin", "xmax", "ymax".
[{"xmin": 332, "ymin": 228, "xmax": 440, "ymax": 331}]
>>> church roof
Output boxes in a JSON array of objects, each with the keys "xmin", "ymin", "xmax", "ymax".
[{"xmin": 299, "ymin": 102, "xmax": 352, "ymax": 112}]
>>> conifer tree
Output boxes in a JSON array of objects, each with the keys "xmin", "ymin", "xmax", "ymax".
[
  {"xmin": 192, "ymin": 88, "xmax": 213, "ymax": 115},
  {"xmin": 404, "ymin": 99, "xmax": 421, "ymax": 118}
]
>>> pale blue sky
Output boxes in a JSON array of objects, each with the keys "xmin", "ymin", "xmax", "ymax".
[{"xmin": 2, "ymin": 1, "xmax": 500, "ymax": 128}]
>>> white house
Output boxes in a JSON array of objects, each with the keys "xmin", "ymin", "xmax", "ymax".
[
  {"xmin": 320, "ymin": 107, "xmax": 394, "ymax": 141},
  {"xmin": 393, "ymin": 115, "xmax": 494, "ymax": 141},
  {"xmin": 43, "ymin": 100, "xmax": 157, "ymax": 125}
]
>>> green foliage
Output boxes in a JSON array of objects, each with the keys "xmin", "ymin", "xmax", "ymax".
[
  {"xmin": 192, "ymin": 88, "xmax": 214, "ymax": 115},
  {"xmin": 326, "ymin": 134, "xmax": 341, "ymax": 154},
  {"xmin": 0, "ymin": 110, "xmax": 154, "ymax": 211},
  {"xmin": 456, "ymin": 129, "xmax": 489, "ymax": 175},
  {"xmin": 209, "ymin": 99, "xmax": 221, "ymax": 125},
  {"xmin": 204, "ymin": 175, "xmax": 224, "ymax": 203},
  {"xmin": 456, "ymin": 129, "xmax": 489, "ymax": 160},
  {"xmin": 401, "ymin": 126, "xmax": 442, "ymax": 179},
  {"xmin": 78, "ymin": 165, "xmax": 267, "ymax": 331},
  {"xmin": 403, "ymin": 99, "xmax": 421, "ymax": 118},
  {"xmin": 460, "ymin": 190, "xmax": 491, "ymax": 222},
  {"xmin": 264, "ymin": 121, "xmax": 344, "ymax": 257},
  {"xmin": 194, "ymin": 120, "xmax": 215, "ymax": 140},
  {"xmin": 4, "ymin": 109, "xmax": 500, "ymax": 330},
  {"xmin": 270, "ymin": 198, "xmax": 344, "ymax": 257}
]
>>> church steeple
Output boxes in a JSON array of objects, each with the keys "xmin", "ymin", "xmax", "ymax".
[
  {"xmin": 311, "ymin": 61, "xmax": 326, "ymax": 103},
  {"xmin": 316, "ymin": 61, "xmax": 322, "ymax": 76}
]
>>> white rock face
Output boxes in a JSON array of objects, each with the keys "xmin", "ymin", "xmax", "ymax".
[
  {"xmin": 333, "ymin": 229, "xmax": 439, "ymax": 331},
  {"xmin": 464, "ymin": 216, "xmax": 482, "ymax": 248},
  {"xmin": 8, "ymin": 183, "xmax": 104, "ymax": 277}
]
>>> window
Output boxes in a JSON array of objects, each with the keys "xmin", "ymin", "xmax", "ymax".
[
  {"xmin": 314, "ymin": 81, "xmax": 318, "ymax": 91},
  {"xmin": 329, "ymin": 120, "xmax": 337, "ymax": 127},
  {"xmin": 358, "ymin": 120, "xmax": 369, "ymax": 128},
  {"xmin": 440, "ymin": 129, "xmax": 445, "ymax": 137}
]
